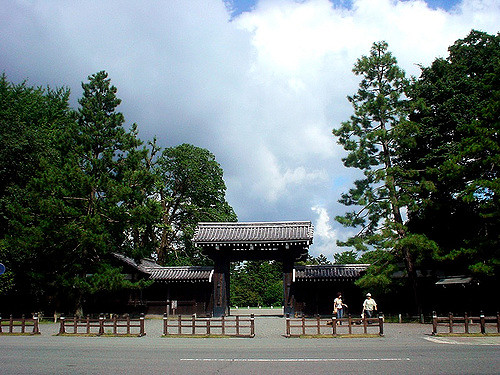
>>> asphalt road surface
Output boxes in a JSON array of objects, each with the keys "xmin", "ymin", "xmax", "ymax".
[{"xmin": 1, "ymin": 317, "xmax": 499, "ymax": 375}]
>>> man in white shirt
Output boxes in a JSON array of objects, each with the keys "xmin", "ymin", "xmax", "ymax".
[{"xmin": 362, "ymin": 293, "xmax": 377, "ymax": 318}]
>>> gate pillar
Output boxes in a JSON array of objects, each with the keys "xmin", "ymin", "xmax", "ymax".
[
  {"xmin": 213, "ymin": 257, "xmax": 230, "ymax": 317},
  {"xmin": 283, "ymin": 258, "xmax": 295, "ymax": 316}
]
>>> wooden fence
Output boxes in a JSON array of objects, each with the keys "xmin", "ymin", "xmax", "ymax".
[
  {"xmin": 432, "ymin": 312, "xmax": 500, "ymax": 335},
  {"xmin": 285, "ymin": 315, "xmax": 384, "ymax": 337},
  {"xmin": 0, "ymin": 314, "xmax": 40, "ymax": 335},
  {"xmin": 58, "ymin": 314, "xmax": 145, "ymax": 336},
  {"xmin": 163, "ymin": 314, "xmax": 255, "ymax": 337}
]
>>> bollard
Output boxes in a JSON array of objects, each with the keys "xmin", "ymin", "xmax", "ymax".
[
  {"xmin": 378, "ymin": 313, "xmax": 384, "ymax": 336},
  {"xmin": 250, "ymin": 313, "xmax": 255, "ymax": 337},
  {"xmin": 99, "ymin": 313, "xmax": 105, "ymax": 336},
  {"xmin": 163, "ymin": 313, "xmax": 168, "ymax": 335},
  {"xmin": 33, "ymin": 313, "xmax": 40, "ymax": 335},
  {"xmin": 59, "ymin": 316, "xmax": 66, "ymax": 335},
  {"xmin": 432, "ymin": 311, "xmax": 437, "ymax": 335},
  {"xmin": 480, "ymin": 311, "xmax": 485, "ymax": 334},
  {"xmin": 139, "ymin": 313, "xmax": 145, "ymax": 336}
]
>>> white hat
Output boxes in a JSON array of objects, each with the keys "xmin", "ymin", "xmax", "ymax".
[{"xmin": 366, "ymin": 293, "xmax": 371, "ymax": 297}]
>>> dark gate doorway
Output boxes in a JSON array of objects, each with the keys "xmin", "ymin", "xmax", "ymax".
[{"xmin": 193, "ymin": 221, "xmax": 314, "ymax": 317}]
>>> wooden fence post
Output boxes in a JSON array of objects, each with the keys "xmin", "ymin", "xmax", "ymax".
[
  {"xmin": 332, "ymin": 316, "xmax": 337, "ymax": 335},
  {"xmin": 449, "ymin": 312, "xmax": 453, "ymax": 334},
  {"xmin": 285, "ymin": 314, "xmax": 290, "ymax": 337},
  {"xmin": 9, "ymin": 315, "xmax": 13, "ymax": 333},
  {"xmin": 73, "ymin": 316, "xmax": 78, "ymax": 334},
  {"xmin": 113, "ymin": 314, "xmax": 117, "ymax": 335},
  {"xmin": 316, "ymin": 315, "xmax": 321, "ymax": 335},
  {"xmin": 221, "ymin": 315, "xmax": 225, "ymax": 336},
  {"xmin": 178, "ymin": 315, "xmax": 182, "ymax": 335},
  {"xmin": 301, "ymin": 316, "xmax": 305, "ymax": 336},
  {"xmin": 497, "ymin": 312, "xmax": 500, "ymax": 334},
  {"xmin": 464, "ymin": 312, "xmax": 469, "ymax": 334},
  {"xmin": 432, "ymin": 311, "xmax": 437, "ymax": 335},
  {"xmin": 206, "ymin": 319, "xmax": 210, "ymax": 335},
  {"xmin": 236, "ymin": 316, "xmax": 240, "ymax": 336},
  {"xmin": 480, "ymin": 311, "xmax": 485, "ymax": 334},
  {"xmin": 86, "ymin": 316, "xmax": 90, "ymax": 335},
  {"xmin": 363, "ymin": 314, "xmax": 368, "ymax": 334},
  {"xmin": 127, "ymin": 315, "xmax": 131, "ymax": 335},
  {"xmin": 348, "ymin": 314, "xmax": 352, "ymax": 335},
  {"xmin": 0, "ymin": 314, "xmax": 2, "ymax": 333},
  {"xmin": 21, "ymin": 315, "xmax": 26, "ymax": 334}
]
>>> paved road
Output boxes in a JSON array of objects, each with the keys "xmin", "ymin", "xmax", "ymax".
[{"xmin": 1, "ymin": 318, "xmax": 499, "ymax": 374}]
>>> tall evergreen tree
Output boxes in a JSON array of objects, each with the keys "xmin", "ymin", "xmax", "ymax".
[{"xmin": 332, "ymin": 42, "xmax": 423, "ymax": 312}]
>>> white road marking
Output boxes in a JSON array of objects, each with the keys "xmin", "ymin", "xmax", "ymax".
[
  {"xmin": 425, "ymin": 336, "xmax": 500, "ymax": 346},
  {"xmin": 181, "ymin": 358, "xmax": 411, "ymax": 362}
]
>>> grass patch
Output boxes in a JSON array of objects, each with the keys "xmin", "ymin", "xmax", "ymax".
[
  {"xmin": 162, "ymin": 334, "xmax": 253, "ymax": 338},
  {"xmin": 0, "ymin": 332, "xmax": 40, "ymax": 336},
  {"xmin": 290, "ymin": 334, "xmax": 383, "ymax": 339},
  {"xmin": 55, "ymin": 333, "xmax": 144, "ymax": 337}
]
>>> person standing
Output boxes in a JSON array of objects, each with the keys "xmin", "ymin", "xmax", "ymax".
[
  {"xmin": 362, "ymin": 293, "xmax": 377, "ymax": 319},
  {"xmin": 333, "ymin": 292, "xmax": 347, "ymax": 320}
]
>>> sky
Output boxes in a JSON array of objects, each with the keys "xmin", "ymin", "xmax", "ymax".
[{"xmin": 1, "ymin": 0, "xmax": 499, "ymax": 259}]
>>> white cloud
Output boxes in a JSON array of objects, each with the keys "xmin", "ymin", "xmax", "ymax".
[
  {"xmin": 1, "ymin": 0, "xmax": 498, "ymax": 257},
  {"xmin": 311, "ymin": 205, "xmax": 340, "ymax": 258}
]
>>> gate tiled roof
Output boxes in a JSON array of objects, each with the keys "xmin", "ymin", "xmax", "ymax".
[
  {"xmin": 294, "ymin": 264, "xmax": 369, "ymax": 281},
  {"xmin": 193, "ymin": 221, "xmax": 314, "ymax": 245},
  {"xmin": 113, "ymin": 253, "xmax": 213, "ymax": 282},
  {"xmin": 149, "ymin": 266, "xmax": 213, "ymax": 282}
]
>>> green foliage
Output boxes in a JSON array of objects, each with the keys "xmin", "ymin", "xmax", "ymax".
[
  {"xmin": 355, "ymin": 249, "xmax": 403, "ymax": 294},
  {"xmin": 333, "ymin": 250, "xmax": 361, "ymax": 264},
  {"xmin": 403, "ymin": 30, "xmax": 500, "ymax": 278},
  {"xmin": 332, "ymin": 41, "xmax": 409, "ymax": 245},
  {"xmin": 0, "ymin": 71, "xmax": 237, "ymax": 313},
  {"xmin": 298, "ymin": 253, "xmax": 332, "ymax": 265},
  {"xmin": 230, "ymin": 261, "xmax": 283, "ymax": 307},
  {"xmin": 332, "ymin": 41, "xmax": 423, "ymax": 308},
  {"xmin": 154, "ymin": 143, "xmax": 237, "ymax": 265}
]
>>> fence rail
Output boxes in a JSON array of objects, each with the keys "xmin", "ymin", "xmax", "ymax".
[
  {"xmin": 432, "ymin": 312, "xmax": 500, "ymax": 335},
  {"xmin": 285, "ymin": 315, "xmax": 384, "ymax": 337},
  {"xmin": 163, "ymin": 314, "xmax": 255, "ymax": 337},
  {"xmin": 58, "ymin": 314, "xmax": 145, "ymax": 336},
  {"xmin": 0, "ymin": 314, "xmax": 40, "ymax": 335}
]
